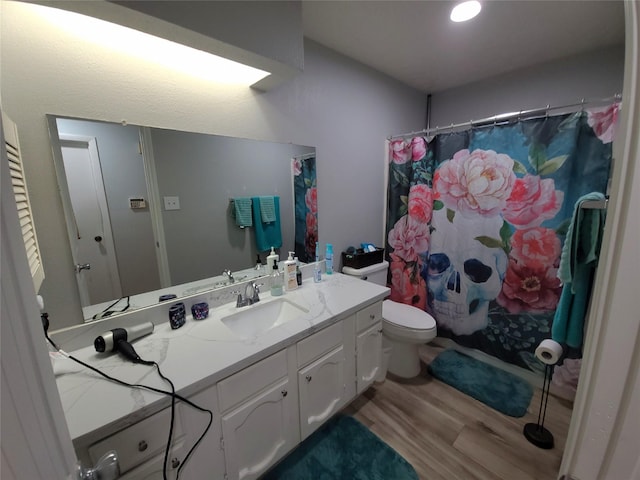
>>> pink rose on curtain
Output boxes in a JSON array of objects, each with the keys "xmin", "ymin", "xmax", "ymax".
[
  {"xmin": 390, "ymin": 139, "xmax": 410, "ymax": 164},
  {"xmin": 434, "ymin": 149, "xmax": 516, "ymax": 218},
  {"xmin": 389, "ymin": 255, "xmax": 427, "ymax": 309},
  {"xmin": 408, "ymin": 184, "xmax": 433, "ymax": 223},
  {"xmin": 497, "ymin": 259, "xmax": 562, "ymax": 313},
  {"xmin": 410, "ymin": 137, "xmax": 427, "ymax": 161},
  {"xmin": 510, "ymin": 227, "xmax": 561, "ymax": 270},
  {"xmin": 587, "ymin": 102, "xmax": 620, "ymax": 144},
  {"xmin": 503, "ymin": 175, "xmax": 564, "ymax": 229},
  {"xmin": 292, "ymin": 158, "xmax": 302, "ymax": 176},
  {"xmin": 387, "ymin": 215, "xmax": 430, "ymax": 262},
  {"xmin": 306, "ymin": 212, "xmax": 317, "ymax": 237},
  {"xmin": 305, "ymin": 187, "xmax": 318, "ymax": 214}
]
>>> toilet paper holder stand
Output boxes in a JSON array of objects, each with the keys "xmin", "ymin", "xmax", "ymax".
[{"xmin": 523, "ymin": 362, "xmax": 555, "ymax": 449}]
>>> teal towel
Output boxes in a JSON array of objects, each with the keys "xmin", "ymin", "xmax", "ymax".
[
  {"xmin": 252, "ymin": 196, "xmax": 282, "ymax": 251},
  {"xmin": 259, "ymin": 196, "xmax": 276, "ymax": 223},
  {"xmin": 553, "ymin": 192, "xmax": 605, "ymax": 348},
  {"xmin": 557, "ymin": 192, "xmax": 605, "ymax": 287},
  {"xmin": 233, "ymin": 197, "xmax": 253, "ymax": 227}
]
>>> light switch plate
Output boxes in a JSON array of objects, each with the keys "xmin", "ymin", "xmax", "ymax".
[{"xmin": 164, "ymin": 196, "xmax": 180, "ymax": 210}]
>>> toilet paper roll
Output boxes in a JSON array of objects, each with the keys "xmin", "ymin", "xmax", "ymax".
[{"xmin": 535, "ymin": 339, "xmax": 563, "ymax": 365}]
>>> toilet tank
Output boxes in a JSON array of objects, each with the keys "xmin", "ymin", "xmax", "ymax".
[{"xmin": 342, "ymin": 260, "xmax": 389, "ymax": 286}]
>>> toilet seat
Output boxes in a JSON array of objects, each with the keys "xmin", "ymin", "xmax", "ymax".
[{"xmin": 382, "ymin": 300, "xmax": 436, "ymax": 331}]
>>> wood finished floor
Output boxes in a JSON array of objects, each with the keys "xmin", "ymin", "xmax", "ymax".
[{"xmin": 342, "ymin": 345, "xmax": 574, "ymax": 480}]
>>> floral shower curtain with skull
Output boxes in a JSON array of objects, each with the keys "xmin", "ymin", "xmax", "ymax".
[{"xmin": 386, "ymin": 104, "xmax": 618, "ymax": 376}]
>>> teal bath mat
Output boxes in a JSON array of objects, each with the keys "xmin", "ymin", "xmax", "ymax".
[
  {"xmin": 428, "ymin": 349, "xmax": 533, "ymax": 417},
  {"xmin": 262, "ymin": 415, "xmax": 418, "ymax": 480}
]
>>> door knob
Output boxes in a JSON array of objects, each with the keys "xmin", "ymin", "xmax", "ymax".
[
  {"xmin": 75, "ymin": 263, "xmax": 91, "ymax": 273},
  {"xmin": 94, "ymin": 235, "xmax": 103, "ymax": 242},
  {"xmin": 75, "ymin": 450, "xmax": 120, "ymax": 480}
]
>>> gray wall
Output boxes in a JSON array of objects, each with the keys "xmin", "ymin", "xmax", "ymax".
[
  {"xmin": 55, "ymin": 118, "xmax": 162, "ymax": 296},
  {"xmin": 151, "ymin": 128, "xmax": 311, "ymax": 284},
  {"xmin": 429, "ymin": 46, "xmax": 624, "ymax": 127}
]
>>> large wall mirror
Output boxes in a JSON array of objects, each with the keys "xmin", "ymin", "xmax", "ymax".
[{"xmin": 47, "ymin": 116, "xmax": 317, "ymax": 321}]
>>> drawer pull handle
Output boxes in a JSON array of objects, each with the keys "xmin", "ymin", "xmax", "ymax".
[
  {"xmin": 281, "ymin": 390, "xmax": 288, "ymax": 397},
  {"xmin": 171, "ymin": 458, "xmax": 181, "ymax": 469},
  {"xmin": 369, "ymin": 314, "xmax": 375, "ymax": 320},
  {"xmin": 138, "ymin": 440, "xmax": 148, "ymax": 452},
  {"xmin": 378, "ymin": 328, "xmax": 383, "ymax": 333},
  {"xmin": 305, "ymin": 375, "xmax": 312, "ymax": 382}
]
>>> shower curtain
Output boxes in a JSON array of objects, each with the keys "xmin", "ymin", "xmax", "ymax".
[
  {"xmin": 385, "ymin": 104, "xmax": 618, "ymax": 380},
  {"xmin": 293, "ymin": 155, "xmax": 318, "ymax": 263}
]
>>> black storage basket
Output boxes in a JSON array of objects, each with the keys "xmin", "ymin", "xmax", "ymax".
[{"xmin": 341, "ymin": 248, "xmax": 384, "ymax": 269}]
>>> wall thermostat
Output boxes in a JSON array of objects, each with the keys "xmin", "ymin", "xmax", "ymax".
[{"xmin": 129, "ymin": 197, "xmax": 146, "ymax": 209}]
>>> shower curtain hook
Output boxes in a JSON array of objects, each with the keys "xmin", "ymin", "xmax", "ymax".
[
  {"xmin": 545, "ymin": 104, "xmax": 550, "ymax": 118},
  {"xmin": 580, "ymin": 98, "xmax": 585, "ymax": 111}
]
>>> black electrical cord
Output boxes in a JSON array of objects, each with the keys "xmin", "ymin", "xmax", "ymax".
[{"xmin": 44, "ymin": 317, "xmax": 212, "ymax": 480}]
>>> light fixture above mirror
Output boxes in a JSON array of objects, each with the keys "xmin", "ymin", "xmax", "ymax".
[{"xmin": 27, "ymin": 2, "xmax": 270, "ymax": 86}]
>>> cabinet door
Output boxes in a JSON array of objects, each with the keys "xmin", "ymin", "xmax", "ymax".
[
  {"xmin": 222, "ymin": 378, "xmax": 295, "ymax": 480},
  {"xmin": 298, "ymin": 345, "xmax": 347, "ymax": 440},
  {"xmin": 356, "ymin": 322, "xmax": 382, "ymax": 394}
]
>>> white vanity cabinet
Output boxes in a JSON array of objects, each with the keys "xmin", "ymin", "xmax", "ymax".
[
  {"xmin": 296, "ymin": 319, "xmax": 355, "ymax": 440},
  {"xmin": 218, "ymin": 348, "xmax": 299, "ymax": 480},
  {"xmin": 70, "ymin": 297, "xmax": 386, "ymax": 480},
  {"xmin": 82, "ymin": 383, "xmax": 225, "ymax": 480},
  {"xmin": 355, "ymin": 302, "xmax": 383, "ymax": 394}
]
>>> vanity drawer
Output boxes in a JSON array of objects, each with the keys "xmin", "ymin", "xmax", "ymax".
[
  {"xmin": 88, "ymin": 406, "xmax": 183, "ymax": 475},
  {"xmin": 297, "ymin": 321, "xmax": 343, "ymax": 368},
  {"xmin": 356, "ymin": 301, "xmax": 383, "ymax": 332},
  {"xmin": 218, "ymin": 349, "xmax": 288, "ymax": 412}
]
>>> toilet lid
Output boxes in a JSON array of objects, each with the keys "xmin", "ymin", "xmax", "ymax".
[{"xmin": 382, "ymin": 300, "xmax": 436, "ymax": 330}]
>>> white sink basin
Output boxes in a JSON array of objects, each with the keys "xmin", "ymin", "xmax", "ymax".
[{"xmin": 221, "ymin": 298, "xmax": 308, "ymax": 338}]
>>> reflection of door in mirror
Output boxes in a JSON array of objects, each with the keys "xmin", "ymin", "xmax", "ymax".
[
  {"xmin": 59, "ymin": 135, "xmax": 123, "ymax": 306},
  {"xmin": 54, "ymin": 118, "xmax": 163, "ymax": 310}
]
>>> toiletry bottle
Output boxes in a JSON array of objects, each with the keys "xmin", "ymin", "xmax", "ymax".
[
  {"xmin": 270, "ymin": 261, "xmax": 283, "ymax": 296},
  {"xmin": 295, "ymin": 257, "xmax": 302, "ymax": 286},
  {"xmin": 284, "ymin": 251, "xmax": 298, "ymax": 291},
  {"xmin": 314, "ymin": 241, "xmax": 322, "ymax": 282},
  {"xmin": 325, "ymin": 243, "xmax": 333, "ymax": 275},
  {"xmin": 266, "ymin": 246, "xmax": 278, "ymax": 272}
]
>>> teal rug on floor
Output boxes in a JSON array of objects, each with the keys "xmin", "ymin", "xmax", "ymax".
[
  {"xmin": 262, "ymin": 415, "xmax": 419, "ymax": 480},
  {"xmin": 428, "ymin": 349, "xmax": 533, "ymax": 417}
]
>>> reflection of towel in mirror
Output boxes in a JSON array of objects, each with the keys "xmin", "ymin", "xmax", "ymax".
[
  {"xmin": 233, "ymin": 197, "xmax": 253, "ymax": 228},
  {"xmin": 553, "ymin": 192, "xmax": 606, "ymax": 348},
  {"xmin": 259, "ymin": 196, "xmax": 276, "ymax": 223},
  {"xmin": 252, "ymin": 196, "xmax": 281, "ymax": 251}
]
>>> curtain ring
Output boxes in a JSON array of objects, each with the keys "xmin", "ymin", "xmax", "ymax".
[
  {"xmin": 580, "ymin": 98, "xmax": 585, "ymax": 111},
  {"xmin": 545, "ymin": 104, "xmax": 550, "ymax": 118}
]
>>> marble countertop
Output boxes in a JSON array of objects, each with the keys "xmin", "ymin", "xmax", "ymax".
[{"xmin": 54, "ymin": 273, "xmax": 389, "ymax": 448}]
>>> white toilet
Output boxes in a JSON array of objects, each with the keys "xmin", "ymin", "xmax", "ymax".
[{"xmin": 342, "ymin": 260, "xmax": 437, "ymax": 378}]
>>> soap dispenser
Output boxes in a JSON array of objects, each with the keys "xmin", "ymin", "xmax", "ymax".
[
  {"xmin": 270, "ymin": 261, "xmax": 283, "ymax": 297},
  {"xmin": 266, "ymin": 247, "xmax": 279, "ymax": 272},
  {"xmin": 284, "ymin": 251, "xmax": 298, "ymax": 291}
]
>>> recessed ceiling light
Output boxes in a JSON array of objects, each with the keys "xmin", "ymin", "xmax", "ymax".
[{"xmin": 450, "ymin": 1, "xmax": 482, "ymax": 22}]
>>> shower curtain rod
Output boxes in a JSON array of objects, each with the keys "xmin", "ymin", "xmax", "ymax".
[
  {"xmin": 293, "ymin": 152, "xmax": 316, "ymax": 160},
  {"xmin": 388, "ymin": 93, "xmax": 621, "ymax": 140}
]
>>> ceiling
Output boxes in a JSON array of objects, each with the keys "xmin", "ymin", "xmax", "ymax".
[{"xmin": 302, "ymin": 1, "xmax": 626, "ymax": 93}]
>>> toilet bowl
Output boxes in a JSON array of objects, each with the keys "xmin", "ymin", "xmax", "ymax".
[{"xmin": 342, "ymin": 260, "xmax": 437, "ymax": 378}]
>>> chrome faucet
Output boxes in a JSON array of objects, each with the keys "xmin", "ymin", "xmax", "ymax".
[
  {"xmin": 236, "ymin": 282, "xmax": 262, "ymax": 307},
  {"xmin": 223, "ymin": 269, "xmax": 235, "ymax": 283}
]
